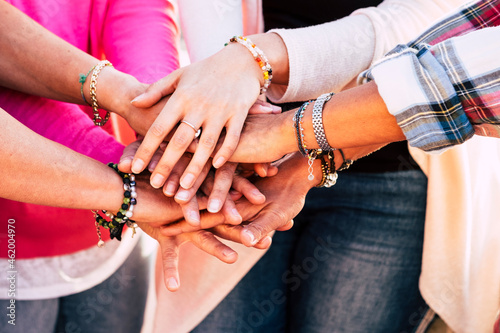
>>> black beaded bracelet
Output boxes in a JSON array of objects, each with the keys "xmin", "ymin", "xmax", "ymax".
[{"xmin": 92, "ymin": 163, "xmax": 137, "ymax": 247}]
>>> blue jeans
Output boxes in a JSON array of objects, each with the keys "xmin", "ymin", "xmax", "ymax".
[
  {"xmin": 193, "ymin": 170, "xmax": 428, "ymax": 333},
  {"xmin": 0, "ymin": 241, "xmax": 148, "ymax": 333}
]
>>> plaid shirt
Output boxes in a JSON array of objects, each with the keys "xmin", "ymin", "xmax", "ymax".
[{"xmin": 360, "ymin": 0, "xmax": 500, "ymax": 152}]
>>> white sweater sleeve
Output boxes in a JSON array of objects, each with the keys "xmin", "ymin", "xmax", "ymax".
[{"xmin": 266, "ymin": 0, "xmax": 467, "ymax": 103}]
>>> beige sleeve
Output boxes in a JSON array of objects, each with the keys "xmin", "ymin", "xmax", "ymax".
[{"xmin": 267, "ymin": 0, "xmax": 468, "ymax": 103}]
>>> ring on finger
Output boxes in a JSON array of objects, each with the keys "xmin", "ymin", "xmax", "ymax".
[{"xmin": 181, "ymin": 120, "xmax": 202, "ymax": 138}]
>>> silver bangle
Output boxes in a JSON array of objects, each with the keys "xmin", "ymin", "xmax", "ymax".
[{"xmin": 312, "ymin": 92, "xmax": 335, "ymax": 151}]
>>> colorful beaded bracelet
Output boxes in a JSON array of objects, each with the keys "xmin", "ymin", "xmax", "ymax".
[
  {"xmin": 92, "ymin": 163, "xmax": 137, "ymax": 247},
  {"xmin": 226, "ymin": 36, "xmax": 273, "ymax": 94}
]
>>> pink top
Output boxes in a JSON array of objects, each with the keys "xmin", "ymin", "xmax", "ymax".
[{"xmin": 0, "ymin": 0, "xmax": 179, "ymax": 258}]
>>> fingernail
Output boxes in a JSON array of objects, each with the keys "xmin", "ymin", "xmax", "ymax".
[
  {"xmin": 231, "ymin": 208, "xmax": 240, "ymax": 217},
  {"xmin": 175, "ymin": 190, "xmax": 189, "ymax": 202},
  {"xmin": 167, "ymin": 277, "xmax": 179, "ymax": 290},
  {"xmin": 131, "ymin": 159, "xmax": 145, "ymax": 174},
  {"xmin": 164, "ymin": 181, "xmax": 177, "ymax": 196},
  {"xmin": 259, "ymin": 105, "xmax": 274, "ymax": 112},
  {"xmin": 180, "ymin": 173, "xmax": 195, "ymax": 189},
  {"xmin": 252, "ymin": 189, "xmax": 265, "ymax": 199},
  {"xmin": 242, "ymin": 229, "xmax": 257, "ymax": 246},
  {"xmin": 131, "ymin": 94, "xmax": 144, "ymax": 104},
  {"xmin": 151, "ymin": 174, "xmax": 165, "ymax": 188},
  {"xmin": 222, "ymin": 249, "xmax": 236, "ymax": 258},
  {"xmin": 148, "ymin": 160, "xmax": 158, "ymax": 172},
  {"xmin": 208, "ymin": 199, "xmax": 221, "ymax": 213},
  {"xmin": 271, "ymin": 105, "xmax": 281, "ymax": 113},
  {"xmin": 260, "ymin": 236, "xmax": 273, "ymax": 247},
  {"xmin": 189, "ymin": 211, "xmax": 200, "ymax": 224},
  {"xmin": 260, "ymin": 165, "xmax": 268, "ymax": 177},
  {"xmin": 213, "ymin": 157, "xmax": 225, "ymax": 169}
]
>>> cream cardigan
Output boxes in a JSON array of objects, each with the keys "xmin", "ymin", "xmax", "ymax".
[{"xmin": 151, "ymin": 1, "xmax": 500, "ymax": 332}]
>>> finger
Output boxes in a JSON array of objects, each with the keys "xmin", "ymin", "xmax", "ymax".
[
  {"xmin": 212, "ymin": 117, "xmax": 244, "ymax": 169},
  {"xmin": 253, "ymin": 163, "xmax": 268, "ymax": 177},
  {"xmin": 240, "ymin": 208, "xmax": 290, "ymax": 246},
  {"xmin": 179, "ymin": 195, "xmax": 201, "ymax": 227},
  {"xmin": 160, "ymin": 211, "xmax": 225, "ymax": 237},
  {"xmin": 276, "ymin": 219, "xmax": 294, "ymax": 231},
  {"xmin": 118, "ymin": 140, "xmax": 141, "ymax": 173},
  {"xmin": 211, "ymin": 225, "xmax": 272, "ymax": 250},
  {"xmin": 267, "ymin": 165, "xmax": 279, "ymax": 177},
  {"xmin": 175, "ymin": 160, "xmax": 212, "ymax": 204},
  {"xmin": 248, "ymin": 101, "xmax": 281, "ymax": 115},
  {"xmin": 232, "ymin": 175, "xmax": 266, "ymax": 205},
  {"xmin": 148, "ymin": 142, "xmax": 167, "ymax": 173},
  {"xmin": 147, "ymin": 121, "xmax": 198, "ymax": 188},
  {"xmin": 131, "ymin": 107, "xmax": 180, "ymax": 177},
  {"xmin": 158, "ymin": 236, "xmax": 180, "ymax": 292},
  {"xmin": 163, "ymin": 154, "xmax": 190, "ymax": 197},
  {"xmin": 131, "ymin": 70, "xmax": 181, "ymax": 108},
  {"xmin": 220, "ymin": 196, "xmax": 242, "ymax": 225},
  {"xmin": 207, "ymin": 163, "xmax": 237, "ymax": 213},
  {"xmin": 228, "ymin": 189, "xmax": 243, "ymax": 201},
  {"xmin": 179, "ymin": 123, "xmax": 223, "ymax": 190},
  {"xmin": 187, "ymin": 230, "xmax": 238, "ymax": 264}
]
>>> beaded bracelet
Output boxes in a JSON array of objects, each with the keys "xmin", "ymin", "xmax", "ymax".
[
  {"xmin": 312, "ymin": 93, "xmax": 335, "ymax": 152},
  {"xmin": 92, "ymin": 163, "xmax": 137, "ymax": 247},
  {"xmin": 316, "ymin": 151, "xmax": 338, "ymax": 188},
  {"xmin": 89, "ymin": 60, "xmax": 113, "ymax": 126},
  {"xmin": 78, "ymin": 64, "xmax": 98, "ymax": 105},
  {"xmin": 226, "ymin": 36, "xmax": 272, "ymax": 94}
]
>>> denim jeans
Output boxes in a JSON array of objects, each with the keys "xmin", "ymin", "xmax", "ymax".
[
  {"xmin": 0, "ymin": 241, "xmax": 148, "ymax": 333},
  {"xmin": 193, "ymin": 170, "xmax": 428, "ymax": 333}
]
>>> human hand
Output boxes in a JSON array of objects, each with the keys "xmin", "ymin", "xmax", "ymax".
[
  {"xmin": 128, "ymin": 44, "xmax": 277, "ymax": 191},
  {"xmin": 136, "ymin": 221, "xmax": 238, "ymax": 291},
  {"xmin": 119, "ymin": 140, "xmax": 271, "ymax": 226},
  {"xmin": 160, "ymin": 153, "xmax": 316, "ymax": 243}
]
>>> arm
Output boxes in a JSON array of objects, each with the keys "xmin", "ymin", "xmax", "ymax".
[
  {"xmin": 266, "ymin": 0, "xmax": 467, "ymax": 103},
  {"xmin": 229, "ymin": 24, "xmax": 500, "ymax": 163},
  {"xmin": 0, "ymin": 107, "xmax": 180, "ymax": 222},
  {"xmin": 127, "ymin": 0, "xmax": 464, "ymax": 189},
  {"xmin": 0, "ymin": 0, "xmax": 165, "ymax": 135}
]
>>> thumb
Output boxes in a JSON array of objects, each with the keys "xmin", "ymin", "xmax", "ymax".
[
  {"xmin": 118, "ymin": 140, "xmax": 141, "ymax": 173},
  {"xmin": 131, "ymin": 69, "xmax": 182, "ymax": 108}
]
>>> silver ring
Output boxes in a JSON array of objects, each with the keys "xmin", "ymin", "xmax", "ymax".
[{"xmin": 181, "ymin": 120, "xmax": 201, "ymax": 138}]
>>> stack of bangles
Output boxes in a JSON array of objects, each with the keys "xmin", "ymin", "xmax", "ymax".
[
  {"xmin": 92, "ymin": 163, "xmax": 137, "ymax": 247},
  {"xmin": 293, "ymin": 92, "xmax": 354, "ymax": 187}
]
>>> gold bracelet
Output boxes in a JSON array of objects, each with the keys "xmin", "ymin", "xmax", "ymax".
[{"xmin": 89, "ymin": 60, "xmax": 113, "ymax": 126}]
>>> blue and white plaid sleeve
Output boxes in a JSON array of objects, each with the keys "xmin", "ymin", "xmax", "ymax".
[{"xmin": 360, "ymin": 25, "xmax": 500, "ymax": 152}]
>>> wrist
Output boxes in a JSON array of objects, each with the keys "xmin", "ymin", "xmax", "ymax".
[
  {"xmin": 278, "ymin": 152, "xmax": 323, "ymax": 188},
  {"xmin": 84, "ymin": 67, "xmax": 147, "ymax": 119}
]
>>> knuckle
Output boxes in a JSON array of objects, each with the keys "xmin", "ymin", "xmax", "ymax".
[
  {"xmin": 161, "ymin": 247, "xmax": 179, "ymax": 261},
  {"xmin": 138, "ymin": 146, "xmax": 154, "ymax": 158},
  {"xmin": 172, "ymin": 133, "xmax": 190, "ymax": 148},
  {"xmin": 196, "ymin": 230, "xmax": 215, "ymax": 247},
  {"xmin": 217, "ymin": 166, "xmax": 235, "ymax": 181},
  {"xmin": 199, "ymin": 136, "xmax": 217, "ymax": 150},
  {"xmin": 267, "ymin": 209, "xmax": 289, "ymax": 226},
  {"xmin": 155, "ymin": 163, "xmax": 172, "ymax": 175},
  {"xmin": 150, "ymin": 123, "xmax": 168, "ymax": 138}
]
